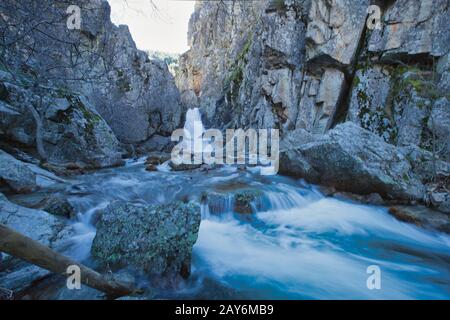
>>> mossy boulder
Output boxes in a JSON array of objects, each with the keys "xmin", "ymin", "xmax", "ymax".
[
  {"xmin": 91, "ymin": 201, "xmax": 201, "ymax": 279},
  {"xmin": 234, "ymin": 190, "xmax": 263, "ymax": 214}
]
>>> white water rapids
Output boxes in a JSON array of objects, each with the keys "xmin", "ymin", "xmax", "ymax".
[{"xmin": 17, "ymin": 109, "xmax": 450, "ymax": 300}]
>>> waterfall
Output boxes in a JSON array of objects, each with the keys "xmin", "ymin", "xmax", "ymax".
[
  {"xmin": 182, "ymin": 108, "xmax": 205, "ymax": 152},
  {"xmin": 261, "ymin": 184, "xmax": 323, "ymax": 212}
]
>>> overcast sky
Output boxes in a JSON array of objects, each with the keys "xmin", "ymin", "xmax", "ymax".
[{"xmin": 108, "ymin": 0, "xmax": 195, "ymax": 54}]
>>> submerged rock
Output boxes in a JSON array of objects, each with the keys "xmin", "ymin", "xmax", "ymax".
[
  {"xmin": 91, "ymin": 201, "xmax": 201, "ymax": 279},
  {"xmin": 145, "ymin": 164, "xmax": 158, "ymax": 172},
  {"xmin": 0, "ymin": 150, "xmax": 37, "ymax": 193},
  {"xmin": 203, "ymin": 189, "xmax": 264, "ymax": 215},
  {"xmin": 169, "ymin": 161, "xmax": 202, "ymax": 172},
  {"xmin": 234, "ymin": 190, "xmax": 264, "ymax": 214},
  {"xmin": 146, "ymin": 152, "xmax": 171, "ymax": 166},
  {"xmin": 388, "ymin": 205, "xmax": 450, "ymax": 234},
  {"xmin": 37, "ymin": 196, "xmax": 76, "ymax": 219}
]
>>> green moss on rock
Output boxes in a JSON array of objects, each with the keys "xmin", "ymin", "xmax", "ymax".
[{"xmin": 224, "ymin": 36, "xmax": 252, "ymax": 104}]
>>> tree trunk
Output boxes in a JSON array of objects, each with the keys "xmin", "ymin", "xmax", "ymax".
[
  {"xmin": 28, "ymin": 98, "xmax": 47, "ymax": 162},
  {"xmin": 0, "ymin": 224, "xmax": 140, "ymax": 299}
]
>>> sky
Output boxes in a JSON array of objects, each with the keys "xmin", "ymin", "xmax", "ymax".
[{"xmin": 108, "ymin": 0, "xmax": 196, "ymax": 54}]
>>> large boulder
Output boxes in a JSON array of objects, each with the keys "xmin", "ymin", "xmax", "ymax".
[
  {"xmin": 91, "ymin": 201, "xmax": 201, "ymax": 279},
  {"xmin": 280, "ymin": 122, "xmax": 426, "ymax": 201},
  {"xmin": 0, "ymin": 193, "xmax": 75, "ymax": 293},
  {"xmin": 429, "ymin": 192, "xmax": 450, "ymax": 214},
  {"xmin": 36, "ymin": 196, "xmax": 76, "ymax": 219},
  {"xmin": 0, "ymin": 150, "xmax": 37, "ymax": 193}
]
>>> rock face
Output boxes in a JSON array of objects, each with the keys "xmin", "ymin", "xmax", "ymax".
[
  {"xmin": 91, "ymin": 201, "xmax": 201, "ymax": 279},
  {"xmin": 0, "ymin": 0, "xmax": 183, "ymax": 163},
  {"xmin": 0, "ymin": 72, "xmax": 123, "ymax": 168},
  {"xmin": 367, "ymin": 0, "xmax": 449, "ymax": 59},
  {"xmin": 0, "ymin": 150, "xmax": 37, "ymax": 193},
  {"xmin": 177, "ymin": 0, "xmax": 450, "ymax": 207},
  {"xmin": 177, "ymin": 0, "xmax": 267, "ymax": 125},
  {"xmin": 347, "ymin": 66, "xmax": 449, "ymax": 158},
  {"xmin": 428, "ymin": 98, "xmax": 450, "ymax": 162},
  {"xmin": 178, "ymin": 0, "xmax": 448, "ymax": 136},
  {"xmin": 0, "ymin": 193, "xmax": 75, "ymax": 293},
  {"xmin": 177, "ymin": 0, "xmax": 369, "ymax": 133}
]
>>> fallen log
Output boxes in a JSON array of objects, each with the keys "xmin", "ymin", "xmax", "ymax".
[{"xmin": 0, "ymin": 224, "xmax": 141, "ymax": 299}]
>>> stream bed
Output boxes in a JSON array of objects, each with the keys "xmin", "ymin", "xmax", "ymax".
[{"xmin": 14, "ymin": 157, "xmax": 450, "ymax": 300}]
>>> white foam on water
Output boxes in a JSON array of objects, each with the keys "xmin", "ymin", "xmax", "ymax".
[
  {"xmin": 63, "ymin": 202, "xmax": 110, "ymax": 262},
  {"xmin": 157, "ymin": 160, "xmax": 172, "ymax": 172},
  {"xmin": 258, "ymin": 197, "xmax": 450, "ymax": 247},
  {"xmin": 194, "ymin": 219, "xmax": 433, "ymax": 299},
  {"xmin": 194, "ymin": 189, "xmax": 450, "ymax": 299}
]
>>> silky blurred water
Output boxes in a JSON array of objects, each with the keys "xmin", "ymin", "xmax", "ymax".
[{"xmin": 30, "ymin": 158, "xmax": 450, "ymax": 300}]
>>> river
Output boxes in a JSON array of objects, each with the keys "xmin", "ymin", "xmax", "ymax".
[
  {"xmin": 15, "ymin": 156, "xmax": 450, "ymax": 300},
  {"xmin": 13, "ymin": 109, "xmax": 450, "ymax": 300}
]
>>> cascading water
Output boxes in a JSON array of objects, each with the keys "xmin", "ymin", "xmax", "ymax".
[
  {"xmin": 192, "ymin": 180, "xmax": 450, "ymax": 300},
  {"xmin": 184, "ymin": 108, "xmax": 205, "ymax": 142},
  {"xmin": 30, "ymin": 109, "xmax": 450, "ymax": 300}
]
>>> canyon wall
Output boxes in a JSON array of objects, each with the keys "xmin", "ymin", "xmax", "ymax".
[{"xmin": 178, "ymin": 0, "xmax": 449, "ymax": 140}]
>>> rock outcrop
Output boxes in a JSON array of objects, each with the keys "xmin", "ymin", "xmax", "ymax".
[
  {"xmin": 367, "ymin": 0, "xmax": 449, "ymax": 60},
  {"xmin": 91, "ymin": 201, "xmax": 201, "ymax": 279}
]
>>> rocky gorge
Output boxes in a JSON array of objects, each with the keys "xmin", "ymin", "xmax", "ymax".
[
  {"xmin": 0, "ymin": 0, "xmax": 449, "ymax": 300},
  {"xmin": 177, "ymin": 0, "xmax": 450, "ymax": 212}
]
